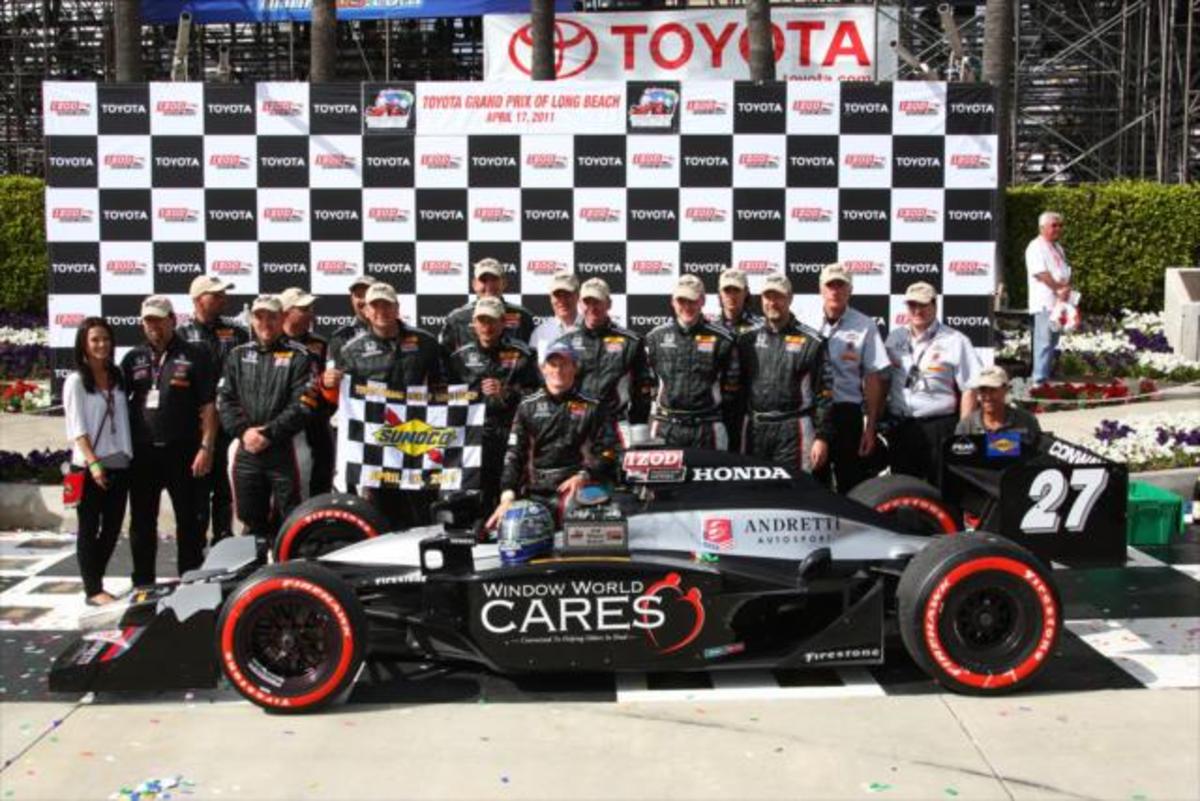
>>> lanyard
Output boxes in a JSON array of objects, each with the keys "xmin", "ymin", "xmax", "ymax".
[{"xmin": 908, "ymin": 324, "xmax": 940, "ymax": 374}]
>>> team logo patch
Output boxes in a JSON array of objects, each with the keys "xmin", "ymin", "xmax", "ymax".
[
  {"xmin": 374, "ymin": 414, "xmax": 455, "ymax": 457},
  {"xmin": 702, "ymin": 517, "xmax": 734, "ymax": 552},
  {"xmin": 985, "ymin": 432, "xmax": 1021, "ymax": 458}
]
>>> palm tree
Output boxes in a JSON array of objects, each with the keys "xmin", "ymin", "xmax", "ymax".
[
  {"xmin": 531, "ymin": 0, "xmax": 556, "ymax": 80},
  {"xmin": 311, "ymin": 0, "xmax": 337, "ymax": 82},
  {"xmin": 746, "ymin": 0, "xmax": 775, "ymax": 81},
  {"xmin": 113, "ymin": 0, "xmax": 143, "ymax": 81},
  {"xmin": 982, "ymin": 0, "xmax": 1014, "ymax": 185}
]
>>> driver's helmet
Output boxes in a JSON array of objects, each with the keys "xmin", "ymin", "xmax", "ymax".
[
  {"xmin": 1049, "ymin": 300, "xmax": 1081, "ymax": 333},
  {"xmin": 498, "ymin": 500, "xmax": 555, "ymax": 565}
]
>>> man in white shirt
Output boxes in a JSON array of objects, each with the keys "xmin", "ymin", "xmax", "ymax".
[
  {"xmin": 813, "ymin": 263, "xmax": 890, "ymax": 493},
  {"xmin": 1024, "ymin": 211, "xmax": 1072, "ymax": 383},
  {"xmin": 885, "ymin": 282, "xmax": 982, "ymax": 485},
  {"xmin": 529, "ymin": 270, "xmax": 581, "ymax": 364}
]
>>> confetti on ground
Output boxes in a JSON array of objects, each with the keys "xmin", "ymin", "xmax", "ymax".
[
  {"xmin": 501, "ymin": 775, "xmax": 510, "ymax": 785},
  {"xmin": 864, "ymin": 782, "xmax": 892, "ymax": 793},
  {"xmin": 944, "ymin": 789, "xmax": 960, "ymax": 797}
]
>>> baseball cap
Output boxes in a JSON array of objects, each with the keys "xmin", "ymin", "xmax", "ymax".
[
  {"xmin": 904, "ymin": 282, "xmax": 937, "ymax": 305},
  {"xmin": 140, "ymin": 295, "xmax": 174, "ymax": 319},
  {"xmin": 761, "ymin": 272, "xmax": 793, "ymax": 296},
  {"xmin": 189, "ymin": 275, "xmax": 234, "ymax": 299},
  {"xmin": 820, "ymin": 263, "xmax": 852, "ymax": 288},
  {"xmin": 474, "ymin": 258, "xmax": 503, "ymax": 280},
  {"xmin": 348, "ymin": 275, "xmax": 378, "ymax": 292},
  {"xmin": 550, "ymin": 271, "xmax": 580, "ymax": 294},
  {"xmin": 972, "ymin": 365, "xmax": 1010, "ymax": 390},
  {"xmin": 365, "ymin": 283, "xmax": 398, "ymax": 305},
  {"xmin": 579, "ymin": 278, "xmax": 611, "ymax": 302},
  {"xmin": 279, "ymin": 287, "xmax": 316, "ymax": 311},
  {"xmin": 474, "ymin": 296, "xmax": 505, "ymax": 320},
  {"xmin": 673, "ymin": 275, "xmax": 704, "ymax": 302},
  {"xmin": 541, "ymin": 340, "xmax": 578, "ymax": 366},
  {"xmin": 251, "ymin": 294, "xmax": 282, "ymax": 314},
  {"xmin": 719, "ymin": 268, "xmax": 748, "ymax": 291}
]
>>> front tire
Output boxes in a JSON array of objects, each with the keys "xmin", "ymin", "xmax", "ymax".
[
  {"xmin": 216, "ymin": 562, "xmax": 366, "ymax": 713},
  {"xmin": 274, "ymin": 493, "xmax": 390, "ymax": 562},
  {"xmin": 897, "ymin": 533, "xmax": 1061, "ymax": 695},
  {"xmin": 849, "ymin": 474, "xmax": 962, "ymax": 535}
]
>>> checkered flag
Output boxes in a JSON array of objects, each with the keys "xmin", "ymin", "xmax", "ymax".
[{"xmin": 336, "ymin": 378, "xmax": 484, "ymax": 492}]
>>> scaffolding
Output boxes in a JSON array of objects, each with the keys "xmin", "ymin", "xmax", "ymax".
[{"xmin": 2, "ymin": 1, "xmax": 1196, "ymax": 184}]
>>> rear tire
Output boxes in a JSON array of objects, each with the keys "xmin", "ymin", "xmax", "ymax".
[
  {"xmin": 849, "ymin": 474, "xmax": 962, "ymax": 535},
  {"xmin": 273, "ymin": 493, "xmax": 390, "ymax": 562},
  {"xmin": 216, "ymin": 561, "xmax": 366, "ymax": 713},
  {"xmin": 897, "ymin": 533, "xmax": 1061, "ymax": 695}
]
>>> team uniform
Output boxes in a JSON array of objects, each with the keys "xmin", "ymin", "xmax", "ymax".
[
  {"xmin": 217, "ymin": 337, "xmax": 317, "ymax": 543},
  {"xmin": 178, "ymin": 316, "xmax": 249, "ymax": 544},
  {"xmin": 447, "ymin": 337, "xmax": 541, "ymax": 512},
  {"xmin": 713, "ymin": 308, "xmax": 761, "ymax": 449},
  {"xmin": 736, "ymin": 317, "xmax": 834, "ymax": 473},
  {"xmin": 643, "ymin": 318, "xmax": 739, "ymax": 449},
  {"xmin": 327, "ymin": 319, "xmax": 368, "ymax": 370},
  {"xmin": 556, "ymin": 321, "xmax": 652, "ymax": 443},
  {"xmin": 440, "ymin": 298, "xmax": 535, "ymax": 354},
  {"xmin": 285, "ymin": 330, "xmax": 334, "ymax": 497},
  {"xmin": 815, "ymin": 306, "xmax": 890, "ymax": 493},
  {"xmin": 885, "ymin": 321, "xmax": 982, "ymax": 484}
]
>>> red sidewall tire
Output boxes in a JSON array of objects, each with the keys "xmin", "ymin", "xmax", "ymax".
[
  {"xmin": 274, "ymin": 493, "xmax": 389, "ymax": 562},
  {"xmin": 849, "ymin": 474, "xmax": 962, "ymax": 535}
]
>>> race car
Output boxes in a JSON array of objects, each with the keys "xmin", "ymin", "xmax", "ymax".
[{"xmin": 49, "ymin": 440, "xmax": 1126, "ymax": 713}]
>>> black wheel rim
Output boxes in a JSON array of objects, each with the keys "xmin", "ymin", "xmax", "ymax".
[
  {"xmin": 889, "ymin": 505, "xmax": 948, "ymax": 536},
  {"xmin": 939, "ymin": 573, "xmax": 1040, "ymax": 674},
  {"xmin": 236, "ymin": 592, "xmax": 342, "ymax": 697},
  {"xmin": 291, "ymin": 524, "xmax": 365, "ymax": 560}
]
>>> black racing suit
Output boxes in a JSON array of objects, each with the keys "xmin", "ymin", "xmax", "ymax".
[
  {"xmin": 447, "ymin": 336, "xmax": 541, "ymax": 513},
  {"xmin": 179, "ymin": 316, "xmax": 249, "ymax": 544},
  {"xmin": 735, "ymin": 317, "xmax": 834, "ymax": 473},
  {"xmin": 327, "ymin": 319, "xmax": 368, "ymax": 369},
  {"xmin": 217, "ymin": 336, "xmax": 316, "ymax": 541},
  {"xmin": 333, "ymin": 324, "xmax": 444, "ymax": 529},
  {"xmin": 500, "ymin": 387, "xmax": 621, "ymax": 517},
  {"xmin": 555, "ymin": 320, "xmax": 652, "ymax": 444},
  {"xmin": 286, "ymin": 330, "xmax": 334, "ymax": 497},
  {"xmin": 439, "ymin": 297, "xmax": 535, "ymax": 354},
  {"xmin": 643, "ymin": 318, "xmax": 739, "ymax": 449},
  {"xmin": 715, "ymin": 308, "xmax": 762, "ymax": 452}
]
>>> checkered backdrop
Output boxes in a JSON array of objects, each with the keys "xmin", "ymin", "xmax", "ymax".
[{"xmin": 42, "ymin": 80, "xmax": 999, "ymax": 389}]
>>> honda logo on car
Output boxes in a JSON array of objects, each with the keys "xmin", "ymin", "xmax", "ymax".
[{"xmin": 691, "ymin": 466, "xmax": 791, "ymax": 481}]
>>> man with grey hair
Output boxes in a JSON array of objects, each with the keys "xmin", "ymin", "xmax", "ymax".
[
  {"xmin": 529, "ymin": 270, "xmax": 581, "ymax": 363},
  {"xmin": 439, "ymin": 258, "xmax": 535, "ymax": 353},
  {"xmin": 1024, "ymin": 211, "xmax": 1073, "ymax": 383}
]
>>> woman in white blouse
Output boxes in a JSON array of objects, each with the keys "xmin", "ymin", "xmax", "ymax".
[{"xmin": 63, "ymin": 318, "xmax": 133, "ymax": 606}]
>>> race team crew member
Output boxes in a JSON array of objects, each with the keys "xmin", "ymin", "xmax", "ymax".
[
  {"xmin": 217, "ymin": 295, "xmax": 317, "ymax": 544},
  {"xmin": 440, "ymin": 258, "xmax": 535, "ymax": 353},
  {"xmin": 885, "ymin": 282, "xmax": 981, "ymax": 485},
  {"xmin": 121, "ymin": 296, "xmax": 217, "ymax": 587},
  {"xmin": 280, "ymin": 287, "xmax": 334, "ymax": 497},
  {"xmin": 554, "ymin": 278, "xmax": 652, "ymax": 445},
  {"xmin": 813, "ymin": 263, "xmax": 890, "ymax": 494},
  {"xmin": 487, "ymin": 341, "xmax": 620, "ymax": 530},
  {"xmin": 322, "ymin": 282, "xmax": 443, "ymax": 527},
  {"xmin": 447, "ymin": 296, "xmax": 541, "ymax": 513},
  {"xmin": 178, "ymin": 275, "xmax": 249, "ymax": 546},
  {"xmin": 643, "ymin": 275, "xmax": 739, "ymax": 449},
  {"xmin": 528, "ymin": 270, "xmax": 582, "ymax": 364},
  {"xmin": 735, "ymin": 272, "xmax": 833, "ymax": 474},
  {"xmin": 713, "ymin": 268, "xmax": 761, "ymax": 451},
  {"xmin": 327, "ymin": 275, "xmax": 378, "ymax": 368},
  {"xmin": 955, "ymin": 366, "xmax": 1042, "ymax": 441}
]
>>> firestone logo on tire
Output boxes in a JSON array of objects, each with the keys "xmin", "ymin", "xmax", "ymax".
[{"xmin": 508, "ymin": 20, "xmax": 598, "ymax": 79}]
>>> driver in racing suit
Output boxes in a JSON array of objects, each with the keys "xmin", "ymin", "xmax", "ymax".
[
  {"xmin": 217, "ymin": 295, "xmax": 318, "ymax": 545},
  {"xmin": 486, "ymin": 340, "xmax": 620, "ymax": 530},
  {"xmin": 735, "ymin": 272, "xmax": 834, "ymax": 474}
]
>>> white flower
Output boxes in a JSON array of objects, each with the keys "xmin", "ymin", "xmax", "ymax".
[
  {"xmin": 0, "ymin": 327, "xmax": 49, "ymax": 346},
  {"xmin": 1079, "ymin": 411, "xmax": 1200, "ymax": 469}
]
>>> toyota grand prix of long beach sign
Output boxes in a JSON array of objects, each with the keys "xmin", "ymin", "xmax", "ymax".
[{"xmin": 485, "ymin": 6, "xmax": 897, "ymax": 82}]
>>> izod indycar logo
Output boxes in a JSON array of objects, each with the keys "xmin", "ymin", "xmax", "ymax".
[
  {"xmin": 374, "ymin": 412, "xmax": 455, "ymax": 457},
  {"xmin": 155, "ymin": 100, "xmax": 198, "ymax": 116},
  {"xmin": 209, "ymin": 154, "xmax": 250, "ymax": 169},
  {"xmin": 317, "ymin": 260, "xmax": 357, "ymax": 275},
  {"xmin": 51, "ymin": 208, "xmax": 93, "ymax": 222},
  {"xmin": 527, "ymin": 259, "xmax": 568, "ymax": 274},
  {"xmin": 261, "ymin": 99, "xmax": 303, "ymax": 116},
  {"xmin": 685, "ymin": 207, "xmax": 726, "ymax": 222},
  {"xmin": 579, "ymin": 207, "xmax": 620, "ymax": 223},
  {"xmin": 210, "ymin": 260, "xmax": 252, "ymax": 275},
  {"xmin": 422, "ymin": 260, "xmax": 462, "ymax": 275},
  {"xmin": 843, "ymin": 260, "xmax": 883, "ymax": 275},
  {"xmin": 791, "ymin": 207, "xmax": 833, "ymax": 222},
  {"xmin": 525, "ymin": 153, "xmax": 567, "ymax": 169},
  {"xmin": 54, "ymin": 313, "xmax": 86, "ymax": 327},
  {"xmin": 157, "ymin": 207, "xmax": 199, "ymax": 223},
  {"xmin": 950, "ymin": 153, "xmax": 991, "ymax": 169},
  {"xmin": 897, "ymin": 207, "xmax": 939, "ymax": 223},
  {"xmin": 632, "ymin": 259, "xmax": 672, "ymax": 275},
  {"xmin": 368, "ymin": 207, "xmax": 410, "ymax": 222},
  {"xmin": 264, "ymin": 207, "xmax": 304, "ymax": 222},
  {"xmin": 685, "ymin": 99, "xmax": 727, "ymax": 115},
  {"xmin": 737, "ymin": 260, "xmax": 777, "ymax": 274},
  {"xmin": 315, "ymin": 153, "xmax": 356, "ymax": 169},
  {"xmin": 478, "ymin": 572, "xmax": 704, "ymax": 656},
  {"xmin": 420, "ymin": 154, "xmax": 462, "ymax": 170},
  {"xmin": 791, "ymin": 99, "xmax": 834, "ymax": 115},
  {"xmin": 949, "ymin": 260, "xmax": 989, "ymax": 275},
  {"xmin": 844, "ymin": 154, "xmax": 886, "ymax": 169},
  {"xmin": 631, "ymin": 153, "xmax": 673, "ymax": 169},
  {"xmin": 104, "ymin": 260, "xmax": 147, "ymax": 275},
  {"xmin": 473, "ymin": 207, "xmax": 515, "ymax": 223},
  {"xmin": 49, "ymin": 100, "xmax": 91, "ymax": 115},
  {"xmin": 898, "ymin": 100, "xmax": 940, "ymax": 116},
  {"xmin": 738, "ymin": 153, "xmax": 780, "ymax": 169},
  {"xmin": 103, "ymin": 154, "xmax": 145, "ymax": 170}
]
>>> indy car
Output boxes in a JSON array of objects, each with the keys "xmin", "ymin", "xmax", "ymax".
[{"xmin": 49, "ymin": 436, "xmax": 1127, "ymax": 713}]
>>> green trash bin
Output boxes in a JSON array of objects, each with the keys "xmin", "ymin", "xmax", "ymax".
[{"xmin": 1126, "ymin": 481, "xmax": 1185, "ymax": 546}]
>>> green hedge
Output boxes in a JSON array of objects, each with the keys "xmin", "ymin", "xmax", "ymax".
[
  {"xmin": 2, "ymin": 177, "xmax": 1198, "ymax": 318},
  {"xmin": 1004, "ymin": 181, "xmax": 1200, "ymax": 316},
  {"xmin": 0, "ymin": 176, "xmax": 47, "ymax": 315}
]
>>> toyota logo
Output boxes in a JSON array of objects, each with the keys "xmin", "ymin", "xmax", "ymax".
[{"xmin": 508, "ymin": 20, "xmax": 598, "ymax": 79}]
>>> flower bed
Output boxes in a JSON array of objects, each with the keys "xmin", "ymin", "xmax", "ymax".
[
  {"xmin": 0, "ymin": 449, "xmax": 70, "ymax": 485},
  {"xmin": 1083, "ymin": 413, "xmax": 1200, "ymax": 471},
  {"xmin": 0, "ymin": 313, "xmax": 49, "ymax": 382}
]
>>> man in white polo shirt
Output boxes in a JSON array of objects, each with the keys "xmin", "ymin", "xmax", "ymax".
[
  {"xmin": 529, "ymin": 270, "xmax": 581, "ymax": 364},
  {"xmin": 884, "ymin": 281, "xmax": 982, "ymax": 485},
  {"xmin": 1024, "ymin": 211, "xmax": 1073, "ymax": 384},
  {"xmin": 814, "ymin": 263, "xmax": 890, "ymax": 493}
]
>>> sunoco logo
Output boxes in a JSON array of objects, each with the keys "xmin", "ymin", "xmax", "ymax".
[
  {"xmin": 472, "ymin": 156, "xmax": 517, "ymax": 168},
  {"xmin": 264, "ymin": 208, "xmax": 304, "ymax": 222},
  {"xmin": 474, "ymin": 207, "xmax": 515, "ymax": 222},
  {"xmin": 368, "ymin": 207, "xmax": 409, "ymax": 222},
  {"xmin": 317, "ymin": 260, "xmax": 357, "ymax": 275},
  {"xmin": 736, "ymin": 209, "xmax": 782, "ymax": 221},
  {"xmin": 421, "ymin": 209, "xmax": 464, "ymax": 221},
  {"xmin": 366, "ymin": 156, "xmax": 412, "ymax": 168},
  {"xmin": 898, "ymin": 207, "xmax": 938, "ymax": 223},
  {"xmin": 526, "ymin": 153, "xmax": 567, "ymax": 169},
  {"xmin": 53, "ymin": 262, "xmax": 96, "ymax": 273},
  {"xmin": 738, "ymin": 153, "xmax": 779, "ymax": 169},
  {"xmin": 314, "ymin": 209, "xmax": 359, "ymax": 221},
  {"xmin": 685, "ymin": 99, "xmax": 727, "ymax": 115},
  {"xmin": 738, "ymin": 260, "xmax": 776, "ymax": 274},
  {"xmin": 52, "ymin": 208, "xmax": 93, "ymax": 222},
  {"xmin": 947, "ymin": 209, "xmax": 993, "ymax": 221},
  {"xmin": 374, "ymin": 416, "xmax": 455, "ymax": 456},
  {"xmin": 49, "ymin": 100, "xmax": 90, "ymax": 115},
  {"xmin": 527, "ymin": 260, "xmax": 567, "ymax": 275},
  {"xmin": 895, "ymin": 262, "xmax": 938, "ymax": 274},
  {"xmin": 842, "ymin": 209, "xmax": 887, "ymax": 221},
  {"xmin": 947, "ymin": 316, "xmax": 990, "ymax": 327},
  {"xmin": 262, "ymin": 100, "xmax": 303, "ymax": 116},
  {"xmin": 632, "ymin": 260, "xmax": 671, "ymax": 275},
  {"xmin": 157, "ymin": 207, "xmax": 198, "ymax": 222},
  {"xmin": 632, "ymin": 153, "xmax": 672, "ymax": 168},
  {"xmin": 685, "ymin": 207, "xmax": 726, "ymax": 222},
  {"xmin": 211, "ymin": 260, "xmax": 252, "ymax": 274},
  {"xmin": 844, "ymin": 154, "xmax": 885, "ymax": 169},
  {"xmin": 314, "ymin": 103, "xmax": 359, "ymax": 115},
  {"xmin": 683, "ymin": 156, "xmax": 729, "ymax": 167},
  {"xmin": 844, "ymin": 102, "xmax": 889, "ymax": 114},
  {"xmin": 895, "ymin": 156, "xmax": 941, "ymax": 168},
  {"xmin": 101, "ymin": 103, "xmax": 146, "ymax": 114},
  {"xmin": 422, "ymin": 260, "xmax": 461, "ymax": 275},
  {"xmin": 262, "ymin": 262, "xmax": 306, "ymax": 274},
  {"xmin": 580, "ymin": 207, "xmax": 620, "ymax": 223},
  {"xmin": 950, "ymin": 154, "xmax": 991, "ymax": 169},
  {"xmin": 792, "ymin": 100, "xmax": 833, "ymax": 115},
  {"xmin": 315, "ymin": 153, "xmax": 356, "ymax": 169},
  {"xmin": 577, "ymin": 155, "xmax": 623, "ymax": 168},
  {"xmin": 420, "ymin": 154, "xmax": 461, "ymax": 169},
  {"xmin": 156, "ymin": 101, "xmax": 197, "ymax": 116},
  {"xmin": 629, "ymin": 209, "xmax": 675, "ymax": 221},
  {"xmin": 791, "ymin": 207, "xmax": 832, "ymax": 222},
  {"xmin": 899, "ymin": 100, "xmax": 940, "ymax": 115},
  {"xmin": 951, "ymin": 102, "xmax": 995, "ymax": 114},
  {"xmin": 103, "ymin": 154, "xmax": 144, "ymax": 169},
  {"xmin": 105, "ymin": 260, "xmax": 146, "ymax": 275},
  {"xmin": 949, "ymin": 260, "xmax": 989, "ymax": 275},
  {"xmin": 737, "ymin": 102, "xmax": 783, "ymax": 113},
  {"xmin": 843, "ymin": 260, "xmax": 883, "ymax": 275},
  {"xmin": 103, "ymin": 209, "xmax": 148, "ymax": 221},
  {"xmin": 790, "ymin": 156, "xmax": 836, "ymax": 167},
  {"xmin": 209, "ymin": 154, "xmax": 249, "ymax": 169}
]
